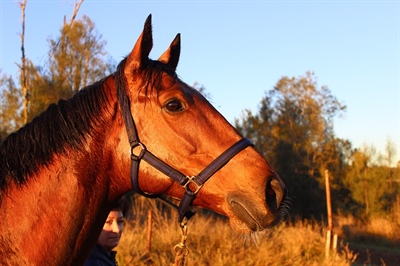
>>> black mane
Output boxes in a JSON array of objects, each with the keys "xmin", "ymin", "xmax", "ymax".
[{"xmin": 0, "ymin": 78, "xmax": 111, "ymax": 191}]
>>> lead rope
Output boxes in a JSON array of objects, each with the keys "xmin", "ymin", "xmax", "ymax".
[{"xmin": 173, "ymin": 220, "xmax": 190, "ymax": 266}]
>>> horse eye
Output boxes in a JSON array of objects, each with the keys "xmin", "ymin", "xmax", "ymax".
[{"xmin": 165, "ymin": 99, "xmax": 184, "ymax": 112}]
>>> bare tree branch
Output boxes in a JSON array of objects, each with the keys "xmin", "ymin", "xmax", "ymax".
[
  {"xmin": 19, "ymin": 0, "xmax": 28, "ymax": 124},
  {"xmin": 69, "ymin": 0, "xmax": 85, "ymax": 25},
  {"xmin": 52, "ymin": 0, "xmax": 85, "ymax": 53}
]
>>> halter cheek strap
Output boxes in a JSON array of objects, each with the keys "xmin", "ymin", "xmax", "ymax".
[{"xmin": 120, "ymin": 90, "xmax": 253, "ymax": 222}]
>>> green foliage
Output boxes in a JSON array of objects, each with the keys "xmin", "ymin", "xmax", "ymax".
[
  {"xmin": 344, "ymin": 145, "xmax": 400, "ymax": 218},
  {"xmin": 236, "ymin": 72, "xmax": 351, "ymax": 218},
  {"xmin": 0, "ymin": 73, "xmax": 22, "ymax": 138},
  {"xmin": 0, "ymin": 16, "xmax": 112, "ymax": 132},
  {"xmin": 235, "ymin": 72, "xmax": 399, "ymax": 221},
  {"xmin": 47, "ymin": 15, "xmax": 109, "ymax": 94}
]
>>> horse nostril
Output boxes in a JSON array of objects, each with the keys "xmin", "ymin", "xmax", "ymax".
[{"xmin": 266, "ymin": 178, "xmax": 284, "ymax": 212}]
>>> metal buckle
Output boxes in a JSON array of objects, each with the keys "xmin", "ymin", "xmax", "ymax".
[
  {"xmin": 131, "ymin": 142, "xmax": 146, "ymax": 161},
  {"xmin": 183, "ymin": 176, "xmax": 203, "ymax": 194}
]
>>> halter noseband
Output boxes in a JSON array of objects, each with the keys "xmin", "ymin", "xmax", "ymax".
[{"xmin": 120, "ymin": 87, "xmax": 253, "ymax": 222}]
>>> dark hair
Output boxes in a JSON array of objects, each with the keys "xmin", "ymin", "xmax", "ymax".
[{"xmin": 111, "ymin": 196, "xmax": 129, "ymax": 217}]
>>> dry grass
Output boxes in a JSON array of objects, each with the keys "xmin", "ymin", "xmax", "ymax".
[
  {"xmin": 115, "ymin": 198, "xmax": 355, "ymax": 266},
  {"xmin": 334, "ymin": 215, "xmax": 400, "ymax": 265},
  {"xmin": 336, "ymin": 215, "xmax": 400, "ymax": 247}
]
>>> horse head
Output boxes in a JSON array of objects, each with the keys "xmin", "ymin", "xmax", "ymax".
[{"xmin": 114, "ymin": 15, "xmax": 288, "ymax": 233}]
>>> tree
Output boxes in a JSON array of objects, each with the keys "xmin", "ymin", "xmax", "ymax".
[
  {"xmin": 47, "ymin": 15, "xmax": 109, "ymax": 95},
  {"xmin": 382, "ymin": 138, "xmax": 398, "ymax": 216},
  {"xmin": 0, "ymin": 73, "xmax": 22, "ymax": 138},
  {"xmin": 27, "ymin": 15, "xmax": 111, "ymax": 120},
  {"xmin": 385, "ymin": 137, "xmax": 396, "ymax": 190},
  {"xmin": 1, "ymin": 13, "xmax": 111, "ymax": 132},
  {"xmin": 0, "ymin": 1, "xmax": 109, "ymax": 132},
  {"xmin": 272, "ymin": 72, "xmax": 346, "ymax": 177},
  {"xmin": 18, "ymin": 0, "xmax": 28, "ymax": 124},
  {"xmin": 353, "ymin": 147, "xmax": 371, "ymax": 216},
  {"xmin": 235, "ymin": 72, "xmax": 349, "ymax": 218}
]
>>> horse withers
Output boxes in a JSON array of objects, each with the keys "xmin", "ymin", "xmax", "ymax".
[{"xmin": 0, "ymin": 15, "xmax": 288, "ymax": 265}]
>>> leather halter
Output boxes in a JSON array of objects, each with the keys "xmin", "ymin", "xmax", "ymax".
[{"xmin": 119, "ymin": 83, "xmax": 253, "ymax": 222}]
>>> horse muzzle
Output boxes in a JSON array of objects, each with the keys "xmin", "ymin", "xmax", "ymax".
[{"xmin": 227, "ymin": 176, "xmax": 288, "ymax": 232}]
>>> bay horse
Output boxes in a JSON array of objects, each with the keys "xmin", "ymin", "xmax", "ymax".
[{"xmin": 0, "ymin": 15, "xmax": 287, "ymax": 265}]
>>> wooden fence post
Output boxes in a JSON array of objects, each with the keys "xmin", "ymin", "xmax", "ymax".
[
  {"xmin": 325, "ymin": 170, "xmax": 332, "ymax": 232},
  {"xmin": 325, "ymin": 230, "xmax": 331, "ymax": 258},
  {"xmin": 325, "ymin": 170, "xmax": 333, "ymax": 258},
  {"xmin": 332, "ymin": 233, "xmax": 338, "ymax": 251},
  {"xmin": 146, "ymin": 210, "xmax": 153, "ymax": 254}
]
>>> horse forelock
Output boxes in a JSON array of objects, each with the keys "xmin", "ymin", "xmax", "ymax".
[
  {"xmin": 0, "ymin": 79, "xmax": 111, "ymax": 192},
  {"xmin": 115, "ymin": 57, "xmax": 179, "ymax": 105}
]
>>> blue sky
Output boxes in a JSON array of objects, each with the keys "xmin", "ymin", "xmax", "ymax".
[{"xmin": 0, "ymin": 0, "xmax": 399, "ymax": 164}]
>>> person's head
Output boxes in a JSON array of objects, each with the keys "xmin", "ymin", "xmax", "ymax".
[{"xmin": 97, "ymin": 198, "xmax": 128, "ymax": 252}]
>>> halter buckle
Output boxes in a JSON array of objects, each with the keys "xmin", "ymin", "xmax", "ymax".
[
  {"xmin": 131, "ymin": 142, "xmax": 146, "ymax": 161},
  {"xmin": 183, "ymin": 176, "xmax": 203, "ymax": 194}
]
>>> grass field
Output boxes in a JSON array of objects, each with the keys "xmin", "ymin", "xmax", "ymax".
[{"xmin": 113, "ymin": 197, "xmax": 400, "ymax": 266}]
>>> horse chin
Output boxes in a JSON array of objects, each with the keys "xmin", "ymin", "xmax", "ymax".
[
  {"xmin": 229, "ymin": 217, "xmax": 256, "ymax": 234},
  {"xmin": 227, "ymin": 194, "xmax": 282, "ymax": 233},
  {"xmin": 228, "ymin": 202, "xmax": 264, "ymax": 233}
]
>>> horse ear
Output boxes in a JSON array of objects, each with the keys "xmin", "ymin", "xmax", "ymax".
[
  {"xmin": 126, "ymin": 14, "xmax": 153, "ymax": 69},
  {"xmin": 158, "ymin": 33, "xmax": 181, "ymax": 71}
]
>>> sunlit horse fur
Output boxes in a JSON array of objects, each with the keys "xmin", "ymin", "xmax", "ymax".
[{"xmin": 0, "ymin": 15, "xmax": 288, "ymax": 265}]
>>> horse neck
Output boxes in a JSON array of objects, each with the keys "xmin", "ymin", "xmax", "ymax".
[{"xmin": 0, "ymin": 76, "xmax": 132, "ymax": 265}]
